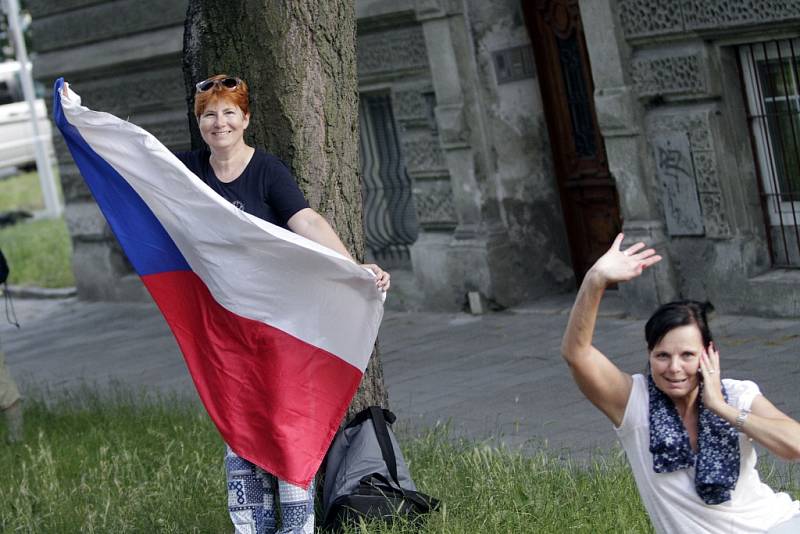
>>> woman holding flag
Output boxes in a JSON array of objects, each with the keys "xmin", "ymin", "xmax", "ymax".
[
  {"xmin": 176, "ymin": 75, "xmax": 390, "ymax": 534},
  {"xmin": 58, "ymin": 75, "xmax": 389, "ymax": 534}
]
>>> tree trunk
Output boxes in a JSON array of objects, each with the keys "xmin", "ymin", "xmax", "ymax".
[{"xmin": 182, "ymin": 0, "xmax": 387, "ymax": 419}]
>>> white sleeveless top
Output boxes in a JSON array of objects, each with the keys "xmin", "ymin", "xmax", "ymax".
[{"xmin": 615, "ymin": 374, "xmax": 799, "ymax": 533}]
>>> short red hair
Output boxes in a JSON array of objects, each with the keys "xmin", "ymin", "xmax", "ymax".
[{"xmin": 194, "ymin": 74, "xmax": 250, "ymax": 118}]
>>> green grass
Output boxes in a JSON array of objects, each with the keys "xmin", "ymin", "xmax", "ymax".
[
  {"xmin": 0, "ymin": 387, "xmax": 228, "ymax": 533},
  {"xmin": 0, "ymin": 169, "xmax": 73, "ymax": 288},
  {"xmin": 0, "ymin": 217, "xmax": 74, "ymax": 288},
  {"xmin": 341, "ymin": 431, "xmax": 654, "ymax": 534},
  {"xmin": 1, "ymin": 391, "xmax": 797, "ymax": 533},
  {"xmin": 0, "ymin": 171, "xmax": 61, "ymax": 213}
]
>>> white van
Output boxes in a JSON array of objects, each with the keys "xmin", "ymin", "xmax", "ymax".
[{"xmin": 0, "ymin": 61, "xmax": 55, "ymax": 170}]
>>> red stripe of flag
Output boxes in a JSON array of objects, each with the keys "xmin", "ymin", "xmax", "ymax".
[{"xmin": 142, "ymin": 270, "xmax": 362, "ymax": 487}]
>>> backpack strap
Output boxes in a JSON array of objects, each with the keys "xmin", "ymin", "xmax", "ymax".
[
  {"xmin": 364, "ymin": 473, "xmax": 439, "ymax": 512},
  {"xmin": 345, "ymin": 406, "xmax": 395, "ymax": 430},
  {"xmin": 368, "ymin": 405, "xmax": 401, "ymax": 488}
]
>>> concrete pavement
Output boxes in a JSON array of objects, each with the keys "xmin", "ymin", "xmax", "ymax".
[{"xmin": 1, "ymin": 292, "xmax": 799, "ymax": 461}]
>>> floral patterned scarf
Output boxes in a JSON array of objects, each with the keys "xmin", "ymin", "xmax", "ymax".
[{"xmin": 647, "ymin": 375, "xmax": 740, "ymax": 504}]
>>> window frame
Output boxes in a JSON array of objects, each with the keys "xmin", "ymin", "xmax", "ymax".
[{"xmin": 739, "ymin": 39, "xmax": 800, "ymax": 227}]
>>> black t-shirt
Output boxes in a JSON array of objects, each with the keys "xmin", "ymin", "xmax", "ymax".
[{"xmin": 176, "ymin": 148, "xmax": 309, "ymax": 228}]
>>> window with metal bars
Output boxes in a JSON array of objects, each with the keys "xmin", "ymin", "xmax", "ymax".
[
  {"xmin": 358, "ymin": 93, "xmax": 418, "ymax": 268},
  {"xmin": 739, "ymin": 38, "xmax": 800, "ymax": 267}
]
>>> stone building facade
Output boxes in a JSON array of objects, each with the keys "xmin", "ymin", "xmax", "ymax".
[
  {"xmin": 28, "ymin": 0, "xmax": 800, "ymax": 316},
  {"xmin": 582, "ymin": 0, "xmax": 800, "ymax": 316}
]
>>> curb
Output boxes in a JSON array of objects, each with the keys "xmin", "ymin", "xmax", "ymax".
[{"xmin": 4, "ymin": 285, "xmax": 77, "ymax": 299}]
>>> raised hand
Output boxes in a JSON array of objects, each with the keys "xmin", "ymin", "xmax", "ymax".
[
  {"xmin": 700, "ymin": 342, "xmax": 726, "ymax": 412},
  {"xmin": 588, "ymin": 233, "xmax": 662, "ymax": 287}
]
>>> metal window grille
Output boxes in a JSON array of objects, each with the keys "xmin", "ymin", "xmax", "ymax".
[
  {"xmin": 359, "ymin": 93, "xmax": 418, "ymax": 268},
  {"xmin": 739, "ymin": 39, "xmax": 800, "ymax": 267}
]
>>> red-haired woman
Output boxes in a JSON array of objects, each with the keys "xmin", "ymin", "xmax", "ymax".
[{"xmin": 176, "ymin": 75, "xmax": 390, "ymax": 534}]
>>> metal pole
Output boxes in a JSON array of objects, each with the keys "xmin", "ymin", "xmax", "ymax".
[{"xmin": 3, "ymin": 0, "xmax": 61, "ymax": 217}]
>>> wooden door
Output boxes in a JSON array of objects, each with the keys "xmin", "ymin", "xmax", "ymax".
[{"xmin": 522, "ymin": 0, "xmax": 622, "ymax": 283}]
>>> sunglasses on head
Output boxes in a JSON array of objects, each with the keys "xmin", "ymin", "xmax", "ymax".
[{"xmin": 195, "ymin": 76, "xmax": 242, "ymax": 93}]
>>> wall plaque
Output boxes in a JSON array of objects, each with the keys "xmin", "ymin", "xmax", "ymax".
[{"xmin": 492, "ymin": 45, "xmax": 536, "ymax": 84}]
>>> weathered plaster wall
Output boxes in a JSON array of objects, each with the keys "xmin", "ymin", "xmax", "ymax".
[
  {"xmin": 464, "ymin": 0, "xmax": 574, "ymax": 295},
  {"xmin": 358, "ymin": 0, "xmax": 569, "ymax": 309},
  {"xmin": 356, "ymin": 2, "xmax": 459, "ymax": 308}
]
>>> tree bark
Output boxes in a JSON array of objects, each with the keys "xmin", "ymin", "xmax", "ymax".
[{"xmin": 182, "ymin": 0, "xmax": 387, "ymax": 419}]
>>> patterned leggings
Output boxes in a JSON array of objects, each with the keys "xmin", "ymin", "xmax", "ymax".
[{"xmin": 225, "ymin": 445, "xmax": 315, "ymax": 534}]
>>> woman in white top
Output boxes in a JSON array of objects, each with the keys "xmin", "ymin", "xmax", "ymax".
[{"xmin": 561, "ymin": 234, "xmax": 800, "ymax": 533}]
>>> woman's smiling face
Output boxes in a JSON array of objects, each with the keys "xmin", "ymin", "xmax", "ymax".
[
  {"xmin": 197, "ymin": 97, "xmax": 250, "ymax": 151},
  {"xmin": 649, "ymin": 324, "xmax": 705, "ymax": 401}
]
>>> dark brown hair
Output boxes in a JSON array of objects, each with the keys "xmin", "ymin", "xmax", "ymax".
[{"xmin": 645, "ymin": 300, "xmax": 715, "ymax": 351}]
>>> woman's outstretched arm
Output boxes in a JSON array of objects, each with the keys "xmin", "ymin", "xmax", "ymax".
[{"xmin": 561, "ymin": 233, "xmax": 662, "ymax": 426}]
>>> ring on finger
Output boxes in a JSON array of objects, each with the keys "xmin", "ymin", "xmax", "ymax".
[{"xmin": 707, "ymin": 369, "xmax": 715, "ymax": 375}]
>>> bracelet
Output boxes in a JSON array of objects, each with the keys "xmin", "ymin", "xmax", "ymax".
[{"xmin": 735, "ymin": 409, "xmax": 750, "ymax": 432}]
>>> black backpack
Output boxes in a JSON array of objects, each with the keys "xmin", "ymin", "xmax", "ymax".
[
  {"xmin": 0, "ymin": 247, "xmax": 8, "ymax": 285},
  {"xmin": 322, "ymin": 406, "xmax": 439, "ymax": 531},
  {"xmin": 0, "ymin": 247, "xmax": 18, "ymax": 328}
]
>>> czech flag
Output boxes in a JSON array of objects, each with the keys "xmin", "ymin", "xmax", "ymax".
[{"xmin": 52, "ymin": 78, "xmax": 384, "ymax": 488}]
